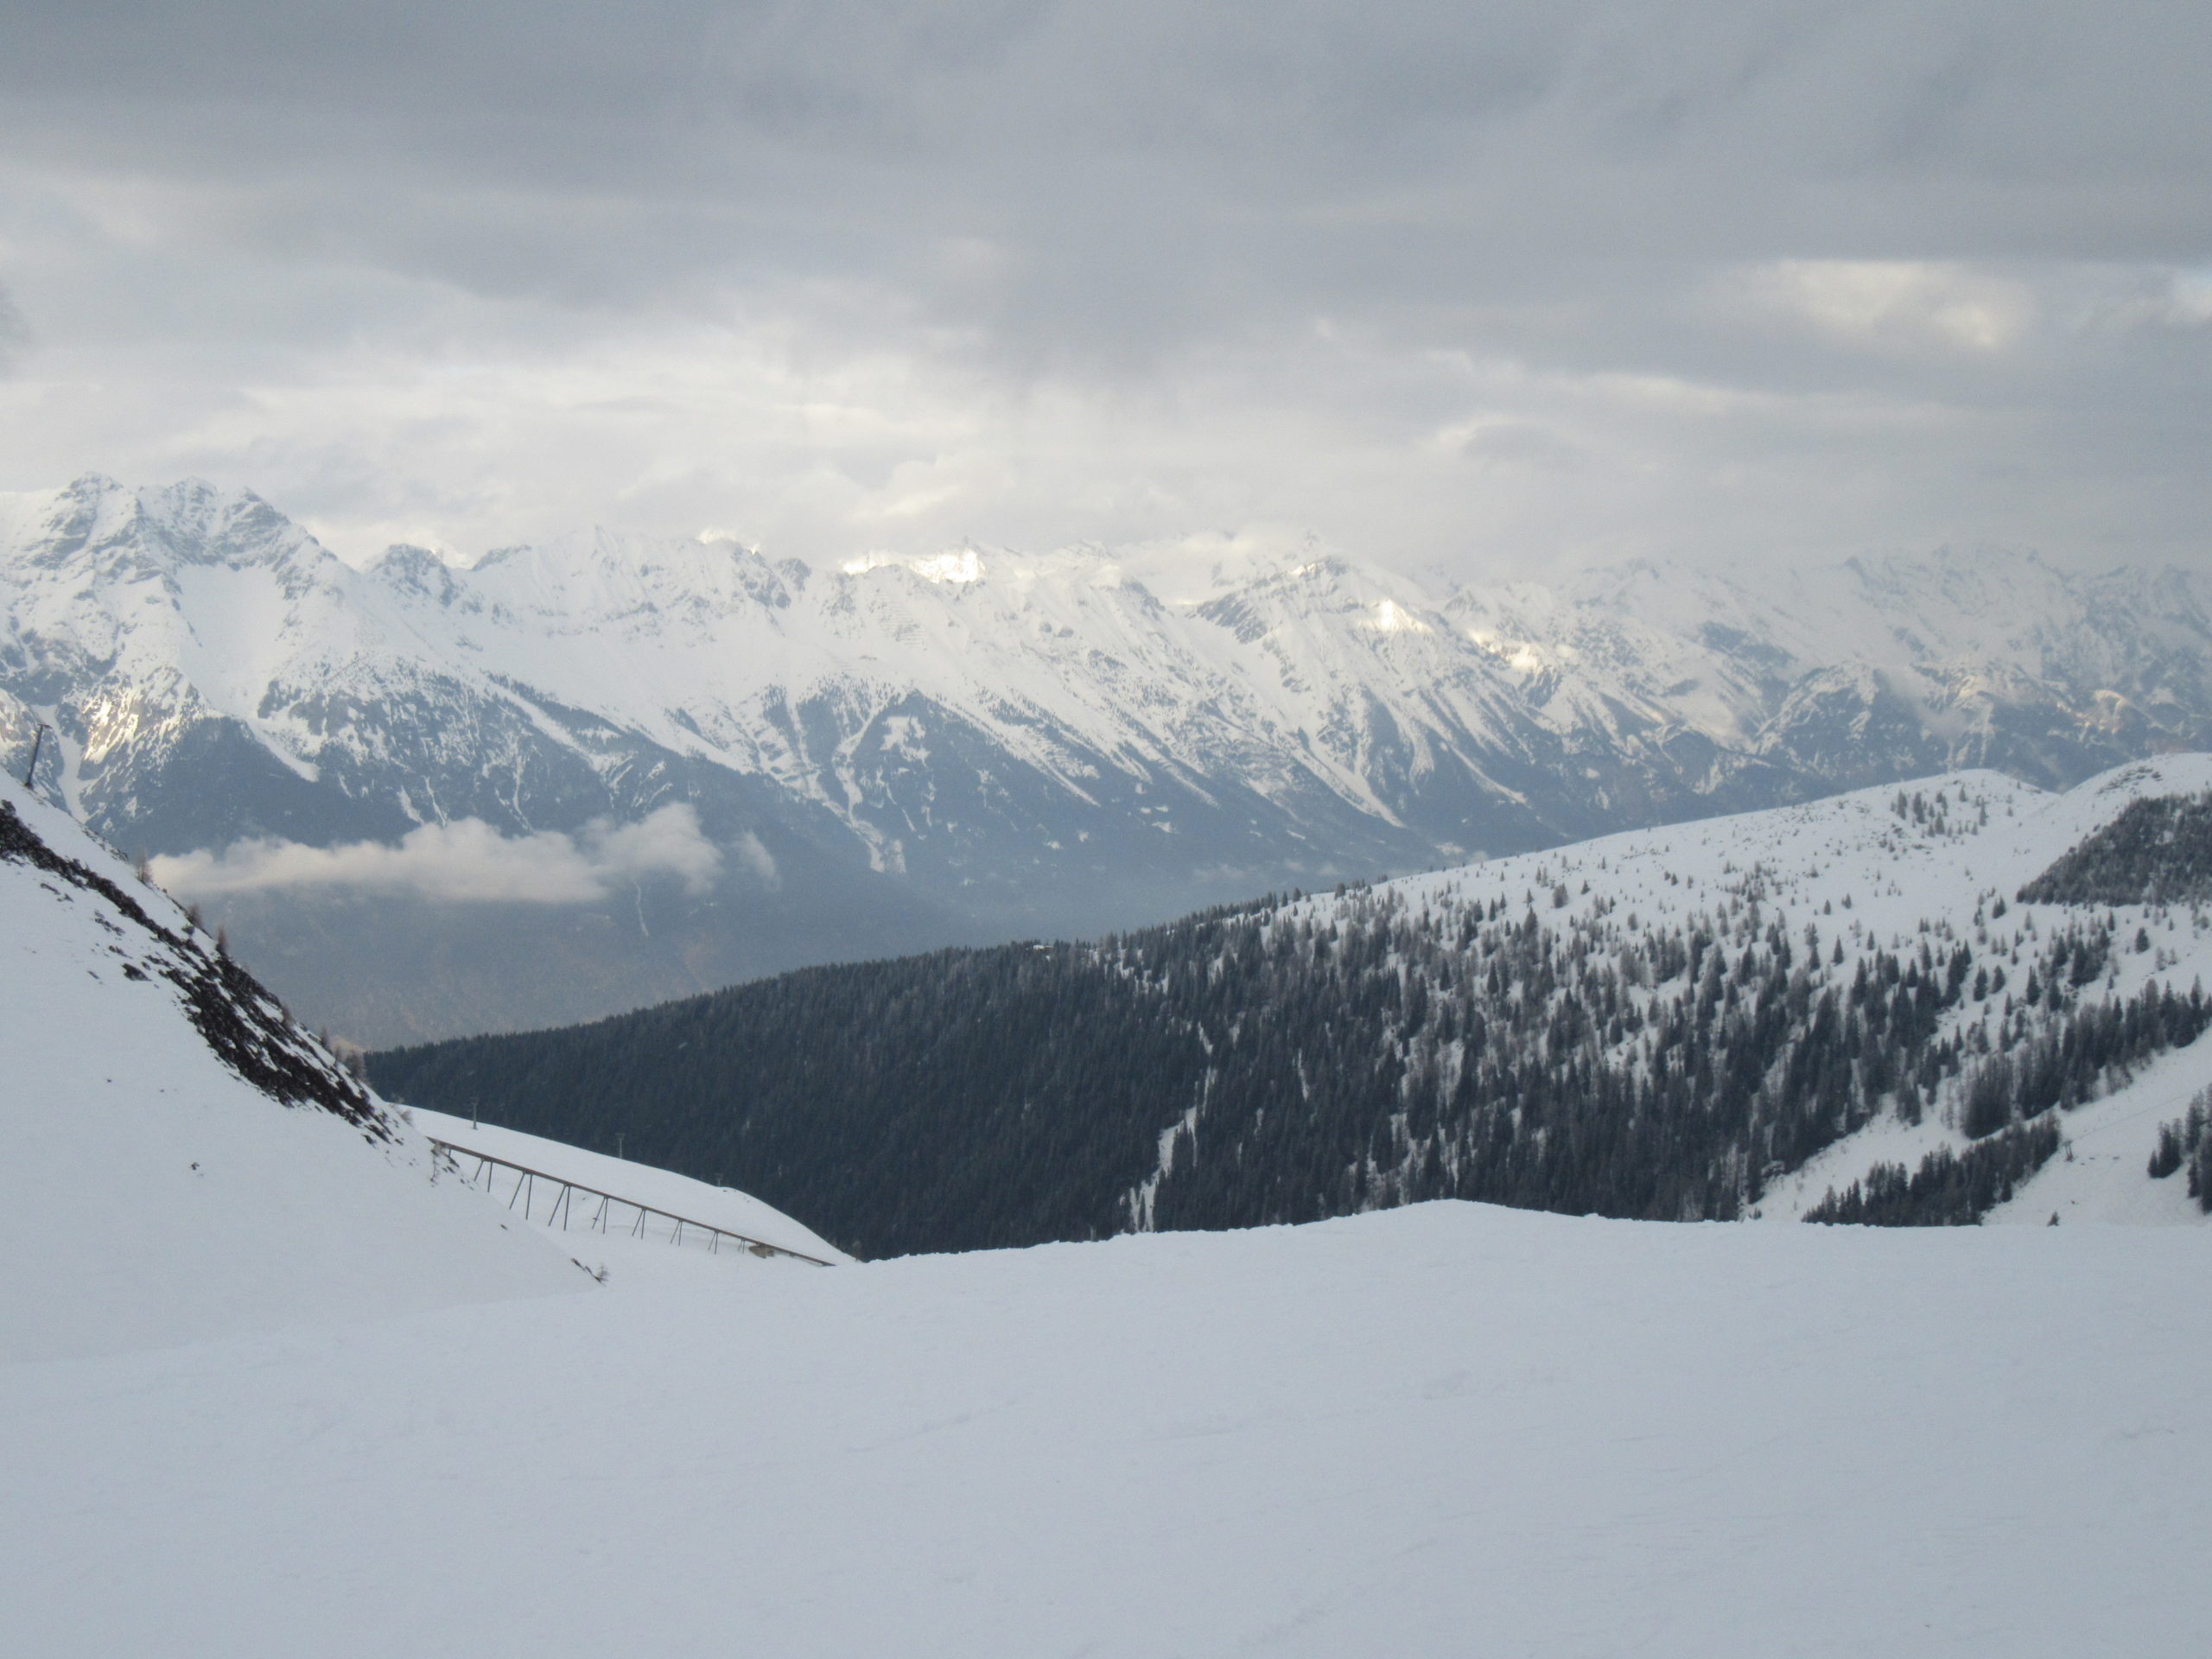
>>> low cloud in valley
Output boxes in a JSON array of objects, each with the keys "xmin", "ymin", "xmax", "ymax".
[{"xmin": 151, "ymin": 805, "xmax": 736, "ymax": 906}]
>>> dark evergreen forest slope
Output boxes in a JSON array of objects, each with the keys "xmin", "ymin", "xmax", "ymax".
[
  {"xmin": 2018, "ymin": 791, "xmax": 2212, "ymax": 905},
  {"xmin": 371, "ymin": 771, "xmax": 2212, "ymax": 1257}
]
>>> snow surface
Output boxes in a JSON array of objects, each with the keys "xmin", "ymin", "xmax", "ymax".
[
  {"xmin": 4, "ymin": 1201, "xmax": 2208, "ymax": 1657},
  {"xmin": 406, "ymin": 1105, "xmax": 853, "ymax": 1270},
  {"xmin": 0, "ymin": 778, "xmax": 585, "ymax": 1359}
]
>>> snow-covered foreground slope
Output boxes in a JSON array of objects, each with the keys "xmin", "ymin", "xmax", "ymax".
[
  {"xmin": 5, "ymin": 1202, "xmax": 2208, "ymax": 1657},
  {"xmin": 407, "ymin": 1105, "xmax": 852, "ymax": 1270},
  {"xmin": 0, "ymin": 779, "xmax": 584, "ymax": 1359}
]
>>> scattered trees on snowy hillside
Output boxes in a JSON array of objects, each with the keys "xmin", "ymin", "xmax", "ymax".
[{"xmin": 1960, "ymin": 976, "xmax": 2210, "ymax": 1137}]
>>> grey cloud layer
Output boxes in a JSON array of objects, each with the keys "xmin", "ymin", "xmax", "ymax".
[
  {"xmin": 12, "ymin": 5, "xmax": 2208, "ymax": 287},
  {"xmin": 0, "ymin": 2, "xmax": 2205, "ymax": 573}
]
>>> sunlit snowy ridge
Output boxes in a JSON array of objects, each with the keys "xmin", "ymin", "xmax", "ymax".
[{"xmin": 1347, "ymin": 754, "xmax": 2212, "ymax": 1228}]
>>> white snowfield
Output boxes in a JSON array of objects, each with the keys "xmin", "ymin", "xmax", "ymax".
[
  {"xmin": 4, "ymin": 1202, "xmax": 2209, "ymax": 1658},
  {"xmin": 0, "ymin": 778, "xmax": 848, "ymax": 1357}
]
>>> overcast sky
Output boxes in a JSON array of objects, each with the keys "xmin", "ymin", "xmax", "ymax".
[{"xmin": 0, "ymin": 1, "xmax": 2206, "ymax": 580}]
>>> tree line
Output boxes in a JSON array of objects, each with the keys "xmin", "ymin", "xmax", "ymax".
[{"xmin": 372, "ymin": 849, "xmax": 2211, "ymax": 1256}]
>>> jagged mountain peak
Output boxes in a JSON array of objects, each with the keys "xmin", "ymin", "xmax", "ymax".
[
  {"xmin": 435, "ymin": 523, "xmax": 804, "ymax": 630},
  {"xmin": 1, "ymin": 474, "xmax": 329, "ymax": 578},
  {"xmin": 367, "ymin": 543, "xmax": 461, "ymax": 604}
]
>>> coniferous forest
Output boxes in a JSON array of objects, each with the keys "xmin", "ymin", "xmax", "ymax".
[
  {"xmin": 1802, "ymin": 1118, "xmax": 2065, "ymax": 1225},
  {"xmin": 2147, "ymin": 1086, "xmax": 2212, "ymax": 1211},
  {"xmin": 2018, "ymin": 791, "xmax": 2212, "ymax": 906},
  {"xmin": 372, "ymin": 823, "xmax": 2211, "ymax": 1258}
]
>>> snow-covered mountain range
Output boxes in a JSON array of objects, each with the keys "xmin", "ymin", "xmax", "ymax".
[{"xmin": 5, "ymin": 474, "xmax": 2209, "ymax": 1039}]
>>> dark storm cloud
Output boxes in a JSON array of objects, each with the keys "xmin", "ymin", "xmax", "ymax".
[
  {"xmin": 8, "ymin": 3, "xmax": 2208, "ymax": 314},
  {"xmin": 0, "ymin": 2, "xmax": 2206, "ymax": 573}
]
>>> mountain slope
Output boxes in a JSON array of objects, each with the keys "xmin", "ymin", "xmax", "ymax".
[
  {"xmin": 372, "ymin": 758, "xmax": 2212, "ymax": 1257},
  {"xmin": 10, "ymin": 474, "xmax": 2212, "ymax": 1040},
  {"xmin": 0, "ymin": 778, "xmax": 585, "ymax": 1359}
]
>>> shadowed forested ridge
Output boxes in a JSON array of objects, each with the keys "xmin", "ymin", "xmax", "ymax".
[
  {"xmin": 371, "ymin": 864, "xmax": 2209, "ymax": 1259},
  {"xmin": 2019, "ymin": 791, "xmax": 2212, "ymax": 906}
]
